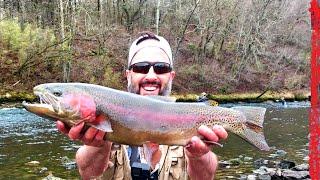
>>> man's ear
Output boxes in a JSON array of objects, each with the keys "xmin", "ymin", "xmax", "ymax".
[
  {"xmin": 170, "ymin": 71, "xmax": 176, "ymax": 80},
  {"xmin": 125, "ymin": 69, "xmax": 130, "ymax": 80}
]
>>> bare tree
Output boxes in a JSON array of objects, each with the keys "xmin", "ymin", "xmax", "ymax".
[{"xmin": 59, "ymin": 0, "xmax": 70, "ymax": 82}]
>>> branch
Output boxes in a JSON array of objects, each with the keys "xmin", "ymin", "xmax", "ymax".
[
  {"xmin": 14, "ymin": 37, "xmax": 70, "ymax": 75},
  {"xmin": 174, "ymin": 0, "xmax": 200, "ymax": 60}
]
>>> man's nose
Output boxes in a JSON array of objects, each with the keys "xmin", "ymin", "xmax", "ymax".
[{"xmin": 144, "ymin": 67, "xmax": 158, "ymax": 80}]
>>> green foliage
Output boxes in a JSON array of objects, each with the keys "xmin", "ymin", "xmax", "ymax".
[
  {"xmin": 102, "ymin": 66, "xmax": 123, "ymax": 89},
  {"xmin": 0, "ymin": 19, "xmax": 56, "ymax": 62},
  {"xmin": 187, "ymin": 43, "xmax": 197, "ymax": 55}
]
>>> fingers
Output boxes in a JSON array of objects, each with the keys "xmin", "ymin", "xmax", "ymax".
[
  {"xmin": 198, "ymin": 125, "xmax": 219, "ymax": 142},
  {"xmin": 198, "ymin": 125, "xmax": 228, "ymax": 142},
  {"xmin": 185, "ymin": 136, "xmax": 210, "ymax": 158},
  {"xmin": 190, "ymin": 136, "xmax": 208, "ymax": 152},
  {"xmin": 95, "ymin": 130, "xmax": 105, "ymax": 141},
  {"xmin": 67, "ymin": 122, "xmax": 106, "ymax": 146},
  {"xmin": 212, "ymin": 125, "xmax": 228, "ymax": 140},
  {"xmin": 69, "ymin": 121, "xmax": 85, "ymax": 140},
  {"xmin": 185, "ymin": 125, "xmax": 228, "ymax": 159},
  {"xmin": 56, "ymin": 121, "xmax": 70, "ymax": 135},
  {"xmin": 57, "ymin": 118, "xmax": 107, "ymax": 147}
]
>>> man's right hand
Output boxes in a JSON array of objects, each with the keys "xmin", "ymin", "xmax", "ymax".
[
  {"xmin": 56, "ymin": 115, "xmax": 113, "ymax": 179},
  {"xmin": 56, "ymin": 114, "xmax": 108, "ymax": 147}
]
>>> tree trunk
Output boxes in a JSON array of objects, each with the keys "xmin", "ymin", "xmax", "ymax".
[
  {"xmin": 99, "ymin": 0, "xmax": 104, "ymax": 30},
  {"xmin": 0, "ymin": 0, "xmax": 4, "ymax": 19},
  {"xmin": 155, "ymin": 0, "xmax": 160, "ymax": 35},
  {"xmin": 71, "ymin": 0, "xmax": 76, "ymax": 35},
  {"xmin": 59, "ymin": 0, "xmax": 70, "ymax": 83},
  {"xmin": 19, "ymin": 0, "xmax": 26, "ymax": 29}
]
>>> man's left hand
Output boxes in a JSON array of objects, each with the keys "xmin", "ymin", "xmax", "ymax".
[{"xmin": 185, "ymin": 125, "xmax": 228, "ymax": 158}]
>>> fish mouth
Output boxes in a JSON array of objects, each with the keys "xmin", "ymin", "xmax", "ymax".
[
  {"xmin": 22, "ymin": 89, "xmax": 62, "ymax": 118},
  {"xmin": 34, "ymin": 90, "xmax": 60, "ymax": 110}
]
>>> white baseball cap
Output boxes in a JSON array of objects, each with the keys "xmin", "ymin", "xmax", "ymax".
[{"xmin": 128, "ymin": 32, "xmax": 173, "ymax": 68}]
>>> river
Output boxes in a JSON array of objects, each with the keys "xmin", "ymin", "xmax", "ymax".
[{"xmin": 0, "ymin": 101, "xmax": 310, "ymax": 179}]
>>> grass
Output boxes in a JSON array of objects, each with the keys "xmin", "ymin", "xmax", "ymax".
[{"xmin": 173, "ymin": 90, "xmax": 310, "ymax": 104}]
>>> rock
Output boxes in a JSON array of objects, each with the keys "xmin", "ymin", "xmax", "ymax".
[
  {"xmin": 253, "ymin": 158, "xmax": 264, "ymax": 168},
  {"xmin": 258, "ymin": 174, "xmax": 271, "ymax": 180},
  {"xmin": 292, "ymin": 163, "xmax": 309, "ymax": 171},
  {"xmin": 253, "ymin": 166, "xmax": 268, "ymax": 175},
  {"xmin": 275, "ymin": 149, "xmax": 287, "ymax": 156},
  {"xmin": 26, "ymin": 161, "xmax": 40, "ymax": 166},
  {"xmin": 60, "ymin": 156, "xmax": 71, "ymax": 164},
  {"xmin": 282, "ymin": 169, "xmax": 310, "ymax": 179},
  {"xmin": 196, "ymin": 92, "xmax": 208, "ymax": 102},
  {"xmin": 42, "ymin": 172, "xmax": 64, "ymax": 180},
  {"xmin": 225, "ymin": 176, "xmax": 236, "ymax": 179},
  {"xmin": 218, "ymin": 160, "xmax": 231, "ymax": 168},
  {"xmin": 229, "ymin": 158, "xmax": 242, "ymax": 165},
  {"xmin": 244, "ymin": 156, "xmax": 253, "ymax": 161},
  {"xmin": 275, "ymin": 168, "xmax": 282, "ymax": 176},
  {"xmin": 253, "ymin": 158, "xmax": 275, "ymax": 168},
  {"xmin": 239, "ymin": 175, "xmax": 247, "ymax": 180},
  {"xmin": 64, "ymin": 162, "xmax": 77, "ymax": 170},
  {"xmin": 268, "ymin": 154, "xmax": 278, "ymax": 158},
  {"xmin": 247, "ymin": 174, "xmax": 257, "ymax": 180},
  {"xmin": 39, "ymin": 167, "xmax": 48, "ymax": 173},
  {"xmin": 60, "ymin": 156, "xmax": 77, "ymax": 170},
  {"xmin": 278, "ymin": 160, "xmax": 295, "ymax": 169}
]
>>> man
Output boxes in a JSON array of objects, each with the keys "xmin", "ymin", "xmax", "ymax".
[{"xmin": 57, "ymin": 32, "xmax": 228, "ymax": 180}]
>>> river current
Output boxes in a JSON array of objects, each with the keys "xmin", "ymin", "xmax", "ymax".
[{"xmin": 0, "ymin": 102, "xmax": 310, "ymax": 179}]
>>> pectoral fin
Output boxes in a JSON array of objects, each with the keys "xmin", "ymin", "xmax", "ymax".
[{"xmin": 90, "ymin": 120, "xmax": 113, "ymax": 132}]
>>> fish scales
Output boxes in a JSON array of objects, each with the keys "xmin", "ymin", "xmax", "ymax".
[{"xmin": 22, "ymin": 83, "xmax": 270, "ymax": 151}]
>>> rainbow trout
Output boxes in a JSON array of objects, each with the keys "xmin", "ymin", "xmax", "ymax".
[{"xmin": 22, "ymin": 83, "xmax": 270, "ymax": 151}]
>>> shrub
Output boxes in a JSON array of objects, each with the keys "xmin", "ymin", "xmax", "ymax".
[{"xmin": 0, "ymin": 19, "xmax": 56, "ymax": 62}]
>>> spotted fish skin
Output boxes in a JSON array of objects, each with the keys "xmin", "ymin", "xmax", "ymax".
[{"xmin": 22, "ymin": 83, "xmax": 270, "ymax": 151}]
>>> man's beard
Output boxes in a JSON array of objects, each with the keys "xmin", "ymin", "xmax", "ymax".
[{"xmin": 127, "ymin": 76, "xmax": 172, "ymax": 96}]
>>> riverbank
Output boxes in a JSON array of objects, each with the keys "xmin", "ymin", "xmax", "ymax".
[
  {"xmin": 174, "ymin": 90, "xmax": 310, "ymax": 103},
  {"xmin": 0, "ymin": 89, "xmax": 310, "ymax": 108}
]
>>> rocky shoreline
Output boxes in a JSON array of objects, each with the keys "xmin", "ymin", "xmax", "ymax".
[{"xmin": 218, "ymin": 148, "xmax": 310, "ymax": 180}]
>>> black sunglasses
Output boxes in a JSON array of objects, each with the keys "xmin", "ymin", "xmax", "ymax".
[{"xmin": 129, "ymin": 62, "xmax": 172, "ymax": 74}]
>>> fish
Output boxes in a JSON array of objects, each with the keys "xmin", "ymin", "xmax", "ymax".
[{"xmin": 22, "ymin": 83, "xmax": 270, "ymax": 151}]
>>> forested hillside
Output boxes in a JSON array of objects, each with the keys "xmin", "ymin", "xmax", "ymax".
[{"xmin": 0, "ymin": 0, "xmax": 310, "ymax": 95}]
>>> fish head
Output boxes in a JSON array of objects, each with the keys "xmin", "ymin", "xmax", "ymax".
[{"xmin": 23, "ymin": 83, "xmax": 96, "ymax": 125}]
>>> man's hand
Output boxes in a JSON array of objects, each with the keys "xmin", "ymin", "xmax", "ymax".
[
  {"xmin": 56, "ymin": 115, "xmax": 112, "ymax": 179},
  {"xmin": 185, "ymin": 125, "xmax": 227, "ymax": 158},
  {"xmin": 56, "ymin": 114, "xmax": 107, "ymax": 147},
  {"xmin": 185, "ymin": 125, "xmax": 228, "ymax": 180},
  {"xmin": 76, "ymin": 143, "xmax": 112, "ymax": 179}
]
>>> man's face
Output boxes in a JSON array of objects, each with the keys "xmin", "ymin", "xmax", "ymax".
[{"xmin": 126, "ymin": 47, "xmax": 175, "ymax": 96}]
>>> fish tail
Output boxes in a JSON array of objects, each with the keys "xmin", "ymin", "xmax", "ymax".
[{"xmin": 232, "ymin": 106, "xmax": 270, "ymax": 151}]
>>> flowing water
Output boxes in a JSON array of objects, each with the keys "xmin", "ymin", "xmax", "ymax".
[{"xmin": 0, "ymin": 102, "xmax": 310, "ymax": 179}]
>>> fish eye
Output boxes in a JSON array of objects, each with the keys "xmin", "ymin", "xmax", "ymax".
[{"xmin": 53, "ymin": 91, "xmax": 62, "ymax": 97}]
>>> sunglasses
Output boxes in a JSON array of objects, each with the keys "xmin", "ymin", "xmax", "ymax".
[{"xmin": 129, "ymin": 62, "xmax": 172, "ymax": 74}]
